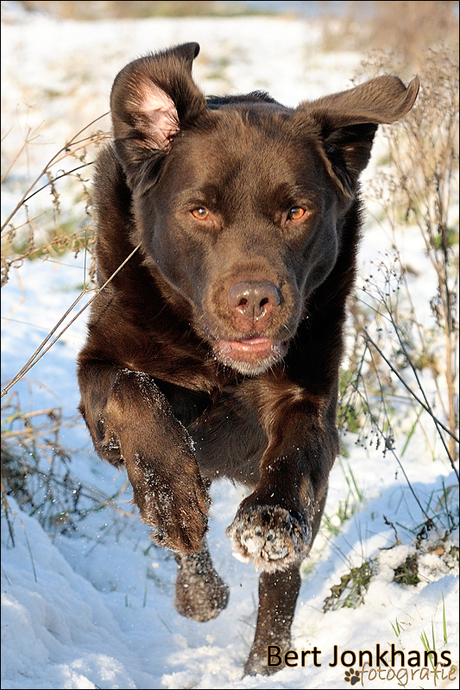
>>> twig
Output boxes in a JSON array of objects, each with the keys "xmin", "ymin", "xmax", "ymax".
[
  {"xmin": 20, "ymin": 162, "xmax": 93, "ymax": 206},
  {"xmin": 7, "ymin": 226, "xmax": 93, "ymax": 263},
  {"xmin": 1, "ymin": 474, "xmax": 15, "ymax": 547},
  {"xmin": 1, "ymin": 244, "xmax": 141, "ymax": 398},
  {"xmin": 1, "ymin": 112, "xmax": 109, "ymax": 234},
  {"xmin": 21, "ymin": 520, "xmax": 38, "ymax": 583},
  {"xmin": 363, "ymin": 330, "xmax": 459, "ymax": 445}
]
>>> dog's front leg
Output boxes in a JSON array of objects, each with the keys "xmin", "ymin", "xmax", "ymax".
[
  {"xmin": 226, "ymin": 392, "xmax": 336, "ymax": 571},
  {"xmin": 226, "ymin": 392, "xmax": 335, "ymax": 675},
  {"xmin": 78, "ymin": 360, "xmax": 209, "ymax": 553},
  {"xmin": 245, "ymin": 564, "xmax": 301, "ymax": 676}
]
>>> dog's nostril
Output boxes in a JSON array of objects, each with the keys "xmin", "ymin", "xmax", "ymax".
[{"xmin": 229, "ymin": 281, "xmax": 281, "ymax": 321}]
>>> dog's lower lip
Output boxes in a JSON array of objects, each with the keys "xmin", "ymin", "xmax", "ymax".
[
  {"xmin": 219, "ymin": 337, "xmax": 274, "ymax": 353},
  {"xmin": 213, "ymin": 337, "xmax": 285, "ymax": 374}
]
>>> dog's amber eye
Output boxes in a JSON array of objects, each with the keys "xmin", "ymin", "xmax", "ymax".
[
  {"xmin": 191, "ymin": 207, "xmax": 209, "ymax": 220},
  {"xmin": 287, "ymin": 207, "xmax": 306, "ymax": 221}
]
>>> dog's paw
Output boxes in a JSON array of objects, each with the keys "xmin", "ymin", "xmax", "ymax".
[
  {"xmin": 226, "ymin": 504, "xmax": 310, "ymax": 571},
  {"xmin": 175, "ymin": 551, "xmax": 229, "ymax": 622},
  {"xmin": 244, "ymin": 648, "xmax": 287, "ymax": 677}
]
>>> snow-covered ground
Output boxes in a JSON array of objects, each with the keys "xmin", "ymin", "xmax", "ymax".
[{"xmin": 1, "ymin": 4, "xmax": 458, "ymax": 689}]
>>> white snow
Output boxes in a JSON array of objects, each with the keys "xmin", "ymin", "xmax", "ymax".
[{"xmin": 1, "ymin": 4, "xmax": 458, "ymax": 689}]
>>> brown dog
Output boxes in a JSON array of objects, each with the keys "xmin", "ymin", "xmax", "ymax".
[{"xmin": 77, "ymin": 43, "xmax": 418, "ymax": 675}]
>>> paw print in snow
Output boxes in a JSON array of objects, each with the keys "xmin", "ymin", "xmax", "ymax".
[{"xmin": 344, "ymin": 668, "xmax": 361, "ymax": 686}]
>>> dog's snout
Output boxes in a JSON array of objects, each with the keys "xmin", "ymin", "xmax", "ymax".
[{"xmin": 228, "ymin": 281, "xmax": 281, "ymax": 321}]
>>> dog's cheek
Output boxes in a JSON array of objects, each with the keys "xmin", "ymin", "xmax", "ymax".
[
  {"xmin": 294, "ymin": 219, "xmax": 340, "ymax": 300},
  {"xmin": 148, "ymin": 219, "xmax": 209, "ymax": 304}
]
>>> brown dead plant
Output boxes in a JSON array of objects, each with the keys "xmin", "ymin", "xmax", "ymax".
[{"xmin": 340, "ymin": 47, "xmax": 459, "ymax": 484}]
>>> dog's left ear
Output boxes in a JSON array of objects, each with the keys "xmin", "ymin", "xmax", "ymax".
[
  {"xmin": 110, "ymin": 42, "xmax": 207, "ymax": 187},
  {"xmin": 298, "ymin": 75, "xmax": 420, "ymax": 194}
]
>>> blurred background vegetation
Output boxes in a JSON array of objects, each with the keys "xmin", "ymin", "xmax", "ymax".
[{"xmin": 16, "ymin": 1, "xmax": 460, "ymax": 69}]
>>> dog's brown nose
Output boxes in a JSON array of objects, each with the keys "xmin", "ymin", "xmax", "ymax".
[{"xmin": 228, "ymin": 281, "xmax": 281, "ymax": 321}]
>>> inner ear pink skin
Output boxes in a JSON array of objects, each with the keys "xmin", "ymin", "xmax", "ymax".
[{"xmin": 140, "ymin": 82, "xmax": 179, "ymax": 149}]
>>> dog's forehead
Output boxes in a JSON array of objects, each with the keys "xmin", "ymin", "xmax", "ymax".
[
  {"xmin": 196, "ymin": 103, "xmax": 299, "ymax": 147},
  {"xmin": 170, "ymin": 106, "xmax": 322, "ymax": 187}
]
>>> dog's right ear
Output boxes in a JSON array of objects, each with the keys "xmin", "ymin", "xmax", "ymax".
[
  {"xmin": 110, "ymin": 42, "xmax": 206, "ymax": 188},
  {"xmin": 295, "ymin": 75, "xmax": 419, "ymax": 196}
]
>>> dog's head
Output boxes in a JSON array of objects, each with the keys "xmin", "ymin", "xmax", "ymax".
[{"xmin": 110, "ymin": 43, "xmax": 418, "ymax": 376}]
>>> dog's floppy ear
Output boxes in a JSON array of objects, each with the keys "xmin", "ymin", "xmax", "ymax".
[
  {"xmin": 298, "ymin": 75, "xmax": 420, "ymax": 195},
  {"xmin": 110, "ymin": 42, "xmax": 207, "ymax": 187}
]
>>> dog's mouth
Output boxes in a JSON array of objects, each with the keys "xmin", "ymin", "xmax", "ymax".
[{"xmin": 213, "ymin": 337, "xmax": 287, "ymax": 375}]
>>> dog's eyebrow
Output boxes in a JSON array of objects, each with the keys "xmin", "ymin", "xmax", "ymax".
[
  {"xmin": 268, "ymin": 183, "xmax": 322, "ymax": 208},
  {"xmin": 174, "ymin": 185, "xmax": 220, "ymax": 209}
]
